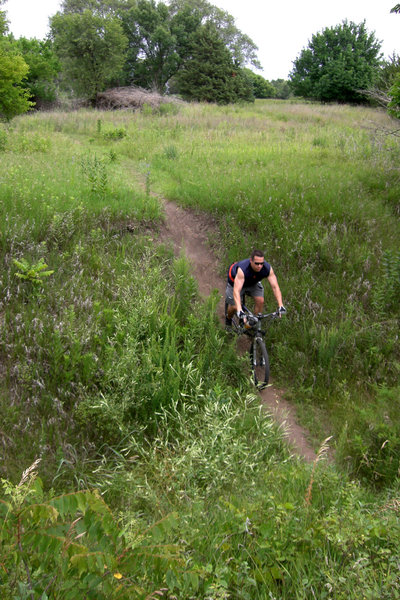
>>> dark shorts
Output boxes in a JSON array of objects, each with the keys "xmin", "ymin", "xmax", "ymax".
[{"xmin": 225, "ymin": 282, "xmax": 264, "ymax": 306}]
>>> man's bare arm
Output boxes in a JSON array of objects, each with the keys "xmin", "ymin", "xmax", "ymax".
[
  {"xmin": 267, "ymin": 268, "xmax": 283, "ymax": 307},
  {"xmin": 233, "ymin": 268, "xmax": 245, "ymax": 313}
]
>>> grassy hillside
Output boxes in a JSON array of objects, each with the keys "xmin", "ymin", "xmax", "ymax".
[{"xmin": 0, "ymin": 100, "xmax": 399, "ymax": 599}]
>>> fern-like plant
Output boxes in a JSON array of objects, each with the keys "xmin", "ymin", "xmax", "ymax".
[
  {"xmin": 372, "ymin": 250, "xmax": 400, "ymax": 313},
  {"xmin": 0, "ymin": 461, "xmax": 187, "ymax": 600},
  {"xmin": 80, "ymin": 154, "xmax": 108, "ymax": 197},
  {"xmin": 13, "ymin": 257, "xmax": 54, "ymax": 286}
]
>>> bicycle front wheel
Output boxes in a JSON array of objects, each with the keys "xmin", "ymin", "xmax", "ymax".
[{"xmin": 250, "ymin": 336, "xmax": 270, "ymax": 389}]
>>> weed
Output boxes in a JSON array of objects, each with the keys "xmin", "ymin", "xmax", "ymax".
[
  {"xmin": 145, "ymin": 165, "xmax": 151, "ymax": 197},
  {"xmin": 164, "ymin": 144, "xmax": 178, "ymax": 160},
  {"xmin": 0, "ymin": 125, "xmax": 7, "ymax": 151},
  {"xmin": 108, "ymin": 148, "xmax": 117, "ymax": 162},
  {"xmin": 141, "ymin": 103, "xmax": 153, "ymax": 116},
  {"xmin": 14, "ymin": 133, "xmax": 51, "ymax": 153},
  {"xmin": 13, "ymin": 257, "xmax": 54, "ymax": 298},
  {"xmin": 305, "ymin": 436, "xmax": 332, "ymax": 505},
  {"xmin": 102, "ymin": 127, "xmax": 127, "ymax": 140},
  {"xmin": 80, "ymin": 154, "xmax": 108, "ymax": 196},
  {"xmin": 372, "ymin": 249, "xmax": 400, "ymax": 313}
]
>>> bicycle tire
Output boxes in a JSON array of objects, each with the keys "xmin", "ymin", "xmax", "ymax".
[{"xmin": 250, "ymin": 336, "xmax": 270, "ymax": 389}]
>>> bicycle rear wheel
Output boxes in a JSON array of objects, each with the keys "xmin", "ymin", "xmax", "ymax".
[{"xmin": 250, "ymin": 336, "xmax": 270, "ymax": 389}]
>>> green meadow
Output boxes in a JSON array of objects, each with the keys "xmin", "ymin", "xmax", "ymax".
[{"xmin": 0, "ymin": 100, "xmax": 399, "ymax": 599}]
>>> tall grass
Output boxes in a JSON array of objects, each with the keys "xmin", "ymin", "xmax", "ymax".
[
  {"xmin": 1, "ymin": 102, "xmax": 400, "ymax": 598},
  {"xmin": 86, "ymin": 98, "xmax": 400, "ymax": 486}
]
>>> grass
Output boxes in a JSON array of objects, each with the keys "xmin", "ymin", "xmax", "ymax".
[{"xmin": 1, "ymin": 100, "xmax": 400, "ymax": 598}]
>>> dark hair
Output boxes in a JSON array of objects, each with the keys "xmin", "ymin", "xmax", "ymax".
[{"xmin": 251, "ymin": 249, "xmax": 265, "ymax": 260}]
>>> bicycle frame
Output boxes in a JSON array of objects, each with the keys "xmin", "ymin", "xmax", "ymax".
[
  {"xmin": 225, "ymin": 294, "xmax": 283, "ymax": 389},
  {"xmin": 232, "ymin": 303, "xmax": 280, "ymax": 338}
]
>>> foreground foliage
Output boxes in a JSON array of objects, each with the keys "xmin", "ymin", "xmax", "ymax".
[
  {"xmin": 0, "ymin": 463, "xmax": 184, "ymax": 599},
  {"xmin": 2, "ymin": 449, "xmax": 400, "ymax": 599}
]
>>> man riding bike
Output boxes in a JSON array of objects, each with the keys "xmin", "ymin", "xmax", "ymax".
[{"xmin": 225, "ymin": 249, "xmax": 286, "ymax": 328}]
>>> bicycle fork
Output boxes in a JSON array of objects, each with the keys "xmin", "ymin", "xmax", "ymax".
[{"xmin": 252, "ymin": 334, "xmax": 265, "ymax": 366}]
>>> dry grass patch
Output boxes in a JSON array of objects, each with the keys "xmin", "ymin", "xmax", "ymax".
[{"xmin": 96, "ymin": 86, "xmax": 183, "ymax": 111}]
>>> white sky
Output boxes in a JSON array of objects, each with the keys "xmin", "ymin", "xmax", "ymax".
[{"xmin": 4, "ymin": 0, "xmax": 400, "ymax": 79}]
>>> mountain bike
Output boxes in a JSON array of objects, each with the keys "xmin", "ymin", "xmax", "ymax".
[{"xmin": 225, "ymin": 299, "xmax": 283, "ymax": 389}]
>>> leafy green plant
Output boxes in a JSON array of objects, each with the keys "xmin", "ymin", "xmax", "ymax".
[
  {"xmin": 388, "ymin": 70, "xmax": 400, "ymax": 118},
  {"xmin": 0, "ymin": 125, "xmax": 7, "ymax": 151},
  {"xmin": 372, "ymin": 249, "xmax": 400, "ymax": 313},
  {"xmin": 13, "ymin": 257, "xmax": 54, "ymax": 290},
  {"xmin": 102, "ymin": 127, "xmax": 127, "ymax": 140},
  {"xmin": 108, "ymin": 148, "xmax": 117, "ymax": 162},
  {"xmin": 0, "ymin": 460, "xmax": 186, "ymax": 600},
  {"xmin": 80, "ymin": 154, "xmax": 108, "ymax": 197}
]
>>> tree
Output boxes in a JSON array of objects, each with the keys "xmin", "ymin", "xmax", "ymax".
[
  {"xmin": 388, "ymin": 75, "xmax": 400, "ymax": 118},
  {"xmin": 377, "ymin": 53, "xmax": 400, "ymax": 90},
  {"xmin": 50, "ymin": 8, "xmax": 128, "ymax": 102},
  {"xmin": 289, "ymin": 20, "xmax": 382, "ymax": 103},
  {"xmin": 0, "ymin": 2, "xmax": 33, "ymax": 120},
  {"xmin": 243, "ymin": 69, "xmax": 275, "ymax": 98},
  {"xmin": 388, "ymin": 5, "xmax": 400, "ymax": 117},
  {"xmin": 169, "ymin": 0, "xmax": 260, "ymax": 69},
  {"xmin": 174, "ymin": 22, "xmax": 252, "ymax": 104},
  {"xmin": 60, "ymin": 0, "xmax": 131, "ymax": 16},
  {"xmin": 15, "ymin": 38, "xmax": 60, "ymax": 107},
  {"xmin": 0, "ymin": 0, "xmax": 7, "ymax": 36},
  {"xmin": 121, "ymin": 0, "xmax": 181, "ymax": 92},
  {"xmin": 271, "ymin": 79, "xmax": 291, "ymax": 99},
  {"xmin": 121, "ymin": 0, "xmax": 260, "ymax": 93}
]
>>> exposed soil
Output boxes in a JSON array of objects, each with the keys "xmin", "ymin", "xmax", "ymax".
[{"xmin": 159, "ymin": 200, "xmax": 317, "ymax": 462}]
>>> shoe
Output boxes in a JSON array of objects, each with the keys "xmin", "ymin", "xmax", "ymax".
[{"xmin": 225, "ymin": 317, "xmax": 233, "ymax": 331}]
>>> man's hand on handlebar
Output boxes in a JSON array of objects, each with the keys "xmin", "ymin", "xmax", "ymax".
[
  {"xmin": 237, "ymin": 310, "xmax": 246, "ymax": 324},
  {"xmin": 278, "ymin": 305, "xmax": 286, "ymax": 317}
]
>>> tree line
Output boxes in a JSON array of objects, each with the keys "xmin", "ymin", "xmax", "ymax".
[{"xmin": 0, "ymin": 0, "xmax": 399, "ymax": 119}]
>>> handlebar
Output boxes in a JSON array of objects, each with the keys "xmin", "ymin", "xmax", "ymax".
[{"xmin": 239, "ymin": 308, "xmax": 284, "ymax": 332}]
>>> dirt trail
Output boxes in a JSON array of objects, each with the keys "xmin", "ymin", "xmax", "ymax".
[{"xmin": 159, "ymin": 200, "xmax": 317, "ymax": 462}]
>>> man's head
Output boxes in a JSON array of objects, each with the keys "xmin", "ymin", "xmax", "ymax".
[{"xmin": 250, "ymin": 249, "xmax": 265, "ymax": 272}]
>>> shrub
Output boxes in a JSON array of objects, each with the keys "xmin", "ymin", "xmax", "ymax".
[
  {"xmin": 102, "ymin": 127, "xmax": 127, "ymax": 140},
  {"xmin": 0, "ymin": 461, "xmax": 186, "ymax": 599}
]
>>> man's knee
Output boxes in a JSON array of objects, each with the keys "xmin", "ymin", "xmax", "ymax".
[{"xmin": 254, "ymin": 297, "xmax": 264, "ymax": 311}]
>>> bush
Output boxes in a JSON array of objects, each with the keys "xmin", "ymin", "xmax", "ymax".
[
  {"xmin": 0, "ymin": 462, "xmax": 186, "ymax": 599},
  {"xmin": 388, "ymin": 71, "xmax": 400, "ymax": 118}
]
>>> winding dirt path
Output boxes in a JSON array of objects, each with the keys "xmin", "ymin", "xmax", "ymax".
[{"xmin": 159, "ymin": 200, "xmax": 317, "ymax": 462}]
